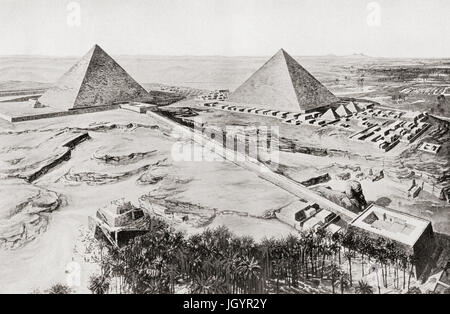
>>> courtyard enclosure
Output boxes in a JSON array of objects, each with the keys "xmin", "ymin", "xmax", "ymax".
[{"xmin": 349, "ymin": 204, "xmax": 435, "ymax": 278}]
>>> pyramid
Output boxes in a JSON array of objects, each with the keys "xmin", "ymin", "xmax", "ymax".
[
  {"xmin": 321, "ymin": 108, "xmax": 340, "ymax": 121},
  {"xmin": 37, "ymin": 45, "xmax": 149, "ymax": 111},
  {"xmin": 228, "ymin": 49, "xmax": 338, "ymax": 113},
  {"xmin": 346, "ymin": 101, "xmax": 362, "ymax": 113},
  {"xmin": 336, "ymin": 104, "xmax": 352, "ymax": 117}
]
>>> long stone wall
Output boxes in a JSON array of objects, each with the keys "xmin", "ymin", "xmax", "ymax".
[
  {"xmin": 0, "ymin": 89, "xmax": 47, "ymax": 97},
  {"xmin": 147, "ymin": 110, "xmax": 358, "ymax": 222},
  {"xmin": 3, "ymin": 105, "xmax": 119, "ymax": 123}
]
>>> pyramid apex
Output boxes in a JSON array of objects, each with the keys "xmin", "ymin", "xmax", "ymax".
[
  {"xmin": 279, "ymin": 48, "xmax": 292, "ymax": 55},
  {"xmin": 92, "ymin": 44, "xmax": 103, "ymax": 51},
  {"xmin": 84, "ymin": 44, "xmax": 103, "ymax": 56},
  {"xmin": 270, "ymin": 49, "xmax": 290, "ymax": 62},
  {"xmin": 275, "ymin": 48, "xmax": 295, "ymax": 61}
]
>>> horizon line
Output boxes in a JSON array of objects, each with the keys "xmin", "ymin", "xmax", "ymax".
[{"xmin": 1, "ymin": 53, "xmax": 450, "ymax": 60}]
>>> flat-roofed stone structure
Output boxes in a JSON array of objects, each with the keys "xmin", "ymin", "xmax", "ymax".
[{"xmin": 349, "ymin": 204, "xmax": 435, "ymax": 278}]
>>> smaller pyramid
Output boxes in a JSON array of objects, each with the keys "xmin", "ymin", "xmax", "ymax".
[
  {"xmin": 346, "ymin": 102, "xmax": 362, "ymax": 113},
  {"xmin": 38, "ymin": 44, "xmax": 149, "ymax": 111},
  {"xmin": 336, "ymin": 104, "xmax": 352, "ymax": 117},
  {"xmin": 321, "ymin": 108, "xmax": 340, "ymax": 121}
]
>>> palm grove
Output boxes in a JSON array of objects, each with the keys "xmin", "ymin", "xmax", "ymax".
[{"xmin": 86, "ymin": 215, "xmax": 420, "ymax": 294}]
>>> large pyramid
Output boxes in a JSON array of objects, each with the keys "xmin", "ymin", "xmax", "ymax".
[
  {"xmin": 37, "ymin": 45, "xmax": 149, "ymax": 111},
  {"xmin": 229, "ymin": 49, "xmax": 338, "ymax": 113}
]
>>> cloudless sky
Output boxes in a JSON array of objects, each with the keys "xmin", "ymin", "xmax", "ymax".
[{"xmin": 0, "ymin": 0, "xmax": 449, "ymax": 57}]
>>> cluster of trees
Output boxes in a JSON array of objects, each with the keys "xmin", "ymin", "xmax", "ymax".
[
  {"xmin": 391, "ymin": 93, "xmax": 407, "ymax": 102},
  {"xmin": 340, "ymin": 230, "xmax": 414, "ymax": 292},
  {"xmin": 31, "ymin": 284, "xmax": 73, "ymax": 294},
  {"xmin": 368, "ymin": 67, "xmax": 450, "ymax": 83},
  {"xmin": 87, "ymin": 216, "xmax": 420, "ymax": 295}
]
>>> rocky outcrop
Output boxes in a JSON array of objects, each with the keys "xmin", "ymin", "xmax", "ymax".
[
  {"xmin": 336, "ymin": 172, "xmax": 351, "ymax": 181},
  {"xmin": 0, "ymin": 122, "xmax": 161, "ymax": 137},
  {"xmin": 136, "ymin": 172, "xmax": 166, "ymax": 185},
  {"xmin": 0, "ymin": 180, "xmax": 62, "ymax": 249},
  {"xmin": 62, "ymin": 158, "xmax": 168, "ymax": 186},
  {"xmin": 10, "ymin": 132, "xmax": 91, "ymax": 183},
  {"xmin": 93, "ymin": 150, "xmax": 157, "ymax": 165},
  {"xmin": 279, "ymin": 138, "xmax": 329, "ymax": 156},
  {"xmin": 300, "ymin": 173, "xmax": 331, "ymax": 187},
  {"xmin": 139, "ymin": 194, "xmax": 215, "ymax": 227},
  {"xmin": 62, "ymin": 164, "xmax": 152, "ymax": 185}
]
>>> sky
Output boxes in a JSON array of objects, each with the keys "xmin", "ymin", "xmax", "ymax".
[{"xmin": 0, "ymin": 0, "xmax": 449, "ymax": 58}]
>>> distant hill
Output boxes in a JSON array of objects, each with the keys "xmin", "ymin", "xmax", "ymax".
[
  {"xmin": 0, "ymin": 80, "xmax": 51, "ymax": 92},
  {"xmin": 0, "ymin": 54, "xmax": 449, "ymax": 93}
]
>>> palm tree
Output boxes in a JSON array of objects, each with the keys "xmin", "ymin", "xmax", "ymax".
[
  {"xmin": 374, "ymin": 237, "xmax": 389, "ymax": 288},
  {"xmin": 399, "ymin": 253, "xmax": 408, "ymax": 290},
  {"xmin": 344, "ymin": 250, "xmax": 356, "ymax": 286},
  {"xmin": 332, "ymin": 232, "xmax": 343, "ymax": 265},
  {"xmin": 369, "ymin": 264, "xmax": 382, "ymax": 294},
  {"xmin": 190, "ymin": 274, "xmax": 227, "ymax": 294},
  {"xmin": 285, "ymin": 234, "xmax": 300, "ymax": 286},
  {"xmin": 319, "ymin": 240, "xmax": 331, "ymax": 279},
  {"xmin": 391, "ymin": 248, "xmax": 404, "ymax": 290},
  {"xmin": 236, "ymin": 256, "xmax": 262, "ymax": 293},
  {"xmin": 328, "ymin": 263, "xmax": 341, "ymax": 294},
  {"xmin": 355, "ymin": 280, "xmax": 374, "ymax": 294},
  {"xmin": 407, "ymin": 254, "xmax": 416, "ymax": 290},
  {"xmin": 270, "ymin": 259, "xmax": 283, "ymax": 294},
  {"xmin": 88, "ymin": 274, "xmax": 110, "ymax": 294},
  {"xmin": 359, "ymin": 236, "xmax": 372, "ymax": 276},
  {"xmin": 406, "ymin": 286, "xmax": 422, "ymax": 294},
  {"xmin": 224, "ymin": 254, "xmax": 241, "ymax": 293},
  {"xmin": 339, "ymin": 272, "xmax": 351, "ymax": 294},
  {"xmin": 46, "ymin": 283, "xmax": 73, "ymax": 294}
]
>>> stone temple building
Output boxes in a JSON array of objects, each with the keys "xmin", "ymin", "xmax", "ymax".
[{"xmin": 349, "ymin": 204, "xmax": 435, "ymax": 278}]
